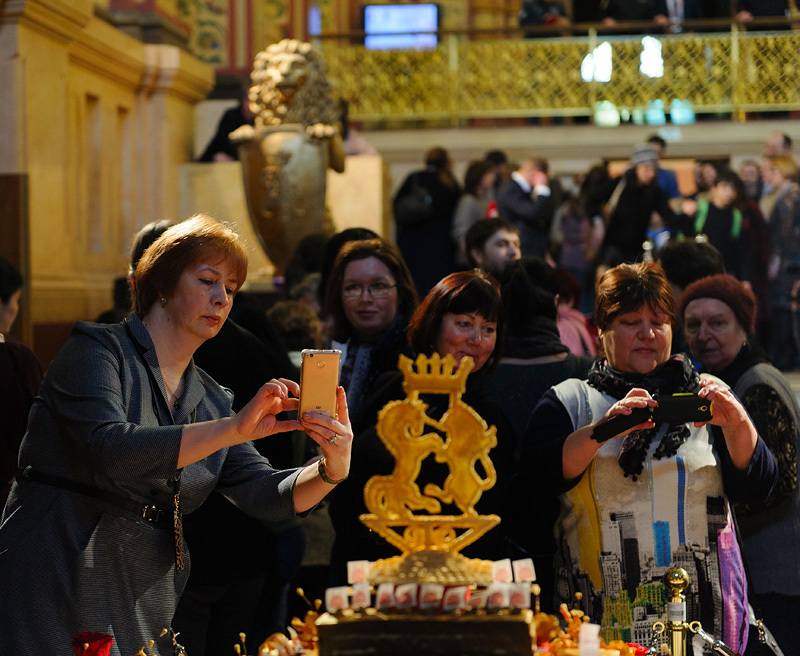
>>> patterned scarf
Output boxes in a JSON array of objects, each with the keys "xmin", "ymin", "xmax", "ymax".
[
  {"xmin": 587, "ymin": 353, "xmax": 700, "ymax": 479},
  {"xmin": 339, "ymin": 314, "xmax": 411, "ymax": 418}
]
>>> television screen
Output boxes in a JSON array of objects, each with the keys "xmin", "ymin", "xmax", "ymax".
[{"xmin": 363, "ymin": 4, "xmax": 439, "ymax": 50}]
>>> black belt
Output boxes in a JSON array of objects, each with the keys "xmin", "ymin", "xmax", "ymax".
[{"xmin": 17, "ymin": 466, "xmax": 173, "ymax": 528}]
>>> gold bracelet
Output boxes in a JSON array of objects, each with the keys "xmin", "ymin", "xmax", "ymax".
[{"xmin": 318, "ymin": 457, "xmax": 348, "ymax": 485}]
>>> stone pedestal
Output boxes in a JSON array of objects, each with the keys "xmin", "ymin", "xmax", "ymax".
[{"xmin": 326, "ymin": 155, "xmax": 392, "ymax": 238}]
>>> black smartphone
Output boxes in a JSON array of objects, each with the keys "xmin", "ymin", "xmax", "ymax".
[
  {"xmin": 591, "ymin": 406, "xmax": 652, "ymax": 443},
  {"xmin": 651, "ymin": 393, "xmax": 713, "ymax": 424},
  {"xmin": 591, "ymin": 393, "xmax": 713, "ymax": 443}
]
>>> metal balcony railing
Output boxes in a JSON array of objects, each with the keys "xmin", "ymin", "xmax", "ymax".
[{"xmin": 315, "ymin": 19, "xmax": 800, "ymax": 127}]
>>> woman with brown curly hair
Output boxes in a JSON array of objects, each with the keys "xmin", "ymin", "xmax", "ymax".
[{"xmin": 519, "ymin": 262, "xmax": 776, "ymax": 651}]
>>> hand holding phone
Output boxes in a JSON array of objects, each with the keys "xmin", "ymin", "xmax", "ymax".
[
  {"xmin": 591, "ymin": 406, "xmax": 652, "ymax": 443},
  {"xmin": 299, "ymin": 349, "xmax": 342, "ymax": 418},
  {"xmin": 591, "ymin": 393, "xmax": 712, "ymax": 443},
  {"xmin": 651, "ymin": 393, "xmax": 713, "ymax": 424}
]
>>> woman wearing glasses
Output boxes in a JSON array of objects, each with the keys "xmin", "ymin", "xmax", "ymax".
[
  {"xmin": 327, "ymin": 270, "xmax": 516, "ymax": 585},
  {"xmin": 323, "ymin": 238, "xmax": 418, "ymax": 418}
]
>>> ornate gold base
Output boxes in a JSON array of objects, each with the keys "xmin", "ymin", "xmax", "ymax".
[{"xmin": 367, "ymin": 549, "xmax": 494, "ymax": 586}]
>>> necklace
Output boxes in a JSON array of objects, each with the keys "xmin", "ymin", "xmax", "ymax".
[{"xmin": 163, "ymin": 376, "xmax": 182, "ymax": 411}]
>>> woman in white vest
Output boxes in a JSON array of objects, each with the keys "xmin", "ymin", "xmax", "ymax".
[{"xmin": 518, "ymin": 262, "xmax": 776, "ymax": 653}]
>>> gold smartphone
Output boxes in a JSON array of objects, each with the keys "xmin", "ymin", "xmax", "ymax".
[{"xmin": 299, "ymin": 349, "xmax": 342, "ymax": 418}]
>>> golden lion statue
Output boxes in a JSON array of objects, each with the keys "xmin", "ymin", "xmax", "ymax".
[{"xmin": 232, "ymin": 39, "xmax": 344, "ymax": 274}]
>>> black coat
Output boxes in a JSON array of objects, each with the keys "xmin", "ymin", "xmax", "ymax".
[
  {"xmin": 197, "ymin": 105, "xmax": 252, "ymax": 162},
  {"xmin": 394, "ymin": 168, "xmax": 461, "ymax": 296},
  {"xmin": 496, "ymin": 178, "xmax": 552, "ymax": 258},
  {"xmin": 601, "ymin": 169, "xmax": 688, "ymax": 265}
]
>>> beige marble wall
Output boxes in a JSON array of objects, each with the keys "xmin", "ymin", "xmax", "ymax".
[
  {"xmin": 326, "ymin": 155, "xmax": 391, "ymax": 237},
  {"xmin": 0, "ymin": 0, "xmax": 214, "ymax": 342}
]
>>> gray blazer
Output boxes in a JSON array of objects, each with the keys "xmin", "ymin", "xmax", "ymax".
[{"xmin": 0, "ymin": 313, "xmax": 304, "ymax": 656}]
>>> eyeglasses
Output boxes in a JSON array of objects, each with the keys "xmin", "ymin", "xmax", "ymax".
[{"xmin": 342, "ymin": 282, "xmax": 397, "ymax": 299}]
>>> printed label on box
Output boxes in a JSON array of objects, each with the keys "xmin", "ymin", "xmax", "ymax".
[
  {"xmin": 347, "ymin": 560, "xmax": 371, "ymax": 584},
  {"xmin": 492, "ymin": 558, "xmax": 513, "ymax": 582},
  {"xmin": 467, "ymin": 590, "xmax": 488, "ymax": 609},
  {"xmin": 512, "ymin": 558, "xmax": 536, "ymax": 582},
  {"xmin": 443, "ymin": 585, "xmax": 469, "ymax": 611},
  {"xmin": 487, "ymin": 582, "xmax": 512, "ymax": 609},
  {"xmin": 419, "ymin": 583, "xmax": 444, "ymax": 610},
  {"xmin": 395, "ymin": 583, "xmax": 418, "ymax": 609},
  {"xmin": 325, "ymin": 586, "xmax": 349, "ymax": 612},
  {"xmin": 376, "ymin": 583, "xmax": 396, "ymax": 610},
  {"xmin": 510, "ymin": 582, "xmax": 531, "ymax": 609},
  {"xmin": 351, "ymin": 582, "xmax": 371, "ymax": 609}
]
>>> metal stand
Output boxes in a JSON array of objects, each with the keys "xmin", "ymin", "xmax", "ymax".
[{"xmin": 653, "ymin": 567, "xmax": 739, "ymax": 656}]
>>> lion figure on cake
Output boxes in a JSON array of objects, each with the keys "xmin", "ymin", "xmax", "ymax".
[{"xmin": 360, "ymin": 354, "xmax": 501, "ymax": 585}]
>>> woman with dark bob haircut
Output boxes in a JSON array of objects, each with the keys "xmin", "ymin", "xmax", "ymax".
[
  {"xmin": 324, "ymin": 238, "xmax": 418, "ymax": 417},
  {"xmin": 406, "ymin": 269, "xmax": 504, "ymax": 373},
  {"xmin": 519, "ymin": 262, "xmax": 776, "ymax": 651},
  {"xmin": 327, "ymin": 269, "xmax": 516, "ymax": 585},
  {"xmin": 0, "ymin": 214, "xmax": 354, "ymax": 656}
]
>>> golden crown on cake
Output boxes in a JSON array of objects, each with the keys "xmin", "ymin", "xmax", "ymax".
[
  {"xmin": 360, "ymin": 353, "xmax": 500, "ymax": 585},
  {"xmin": 399, "ymin": 353, "xmax": 473, "ymax": 395}
]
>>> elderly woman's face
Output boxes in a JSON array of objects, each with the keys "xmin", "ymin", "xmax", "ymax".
[
  {"xmin": 600, "ymin": 304, "xmax": 672, "ymax": 374},
  {"xmin": 683, "ymin": 298, "xmax": 746, "ymax": 372},
  {"xmin": 436, "ymin": 312, "xmax": 497, "ymax": 372}
]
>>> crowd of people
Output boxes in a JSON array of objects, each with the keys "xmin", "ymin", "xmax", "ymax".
[
  {"xmin": 1, "ymin": 126, "xmax": 800, "ymax": 656},
  {"xmin": 518, "ymin": 0, "xmax": 799, "ymax": 33},
  {"xmin": 396, "ymin": 134, "xmax": 800, "ymax": 375}
]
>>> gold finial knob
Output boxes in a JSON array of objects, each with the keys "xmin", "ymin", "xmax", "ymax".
[{"xmin": 664, "ymin": 567, "xmax": 690, "ymax": 596}]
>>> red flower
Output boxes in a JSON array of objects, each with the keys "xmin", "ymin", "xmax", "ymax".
[
  {"xmin": 72, "ymin": 631, "xmax": 114, "ymax": 656},
  {"xmin": 626, "ymin": 643, "xmax": 651, "ymax": 656}
]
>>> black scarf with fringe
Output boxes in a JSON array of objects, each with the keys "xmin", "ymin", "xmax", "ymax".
[{"xmin": 587, "ymin": 353, "xmax": 701, "ymax": 479}]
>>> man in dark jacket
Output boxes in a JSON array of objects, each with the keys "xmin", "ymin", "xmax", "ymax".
[
  {"xmin": 496, "ymin": 158, "xmax": 553, "ymax": 258},
  {"xmin": 600, "ymin": 144, "xmax": 690, "ymax": 266},
  {"xmin": 197, "ymin": 93, "xmax": 254, "ymax": 162}
]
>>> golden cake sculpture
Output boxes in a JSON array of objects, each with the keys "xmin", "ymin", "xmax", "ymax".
[
  {"xmin": 359, "ymin": 353, "xmax": 500, "ymax": 586},
  {"xmin": 315, "ymin": 354, "xmax": 543, "ymax": 656},
  {"xmin": 219, "ymin": 357, "xmax": 633, "ymax": 656}
]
